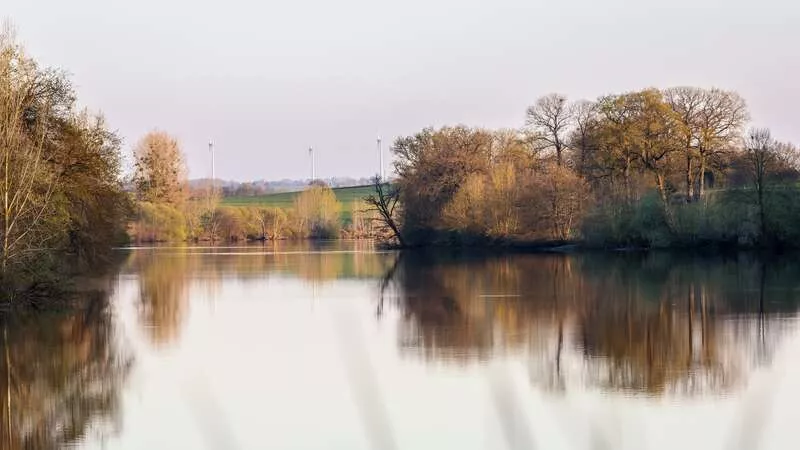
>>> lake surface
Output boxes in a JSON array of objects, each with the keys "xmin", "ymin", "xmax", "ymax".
[{"xmin": 4, "ymin": 241, "xmax": 800, "ymax": 449}]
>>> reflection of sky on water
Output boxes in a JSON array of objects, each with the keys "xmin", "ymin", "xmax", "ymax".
[{"xmin": 9, "ymin": 243, "xmax": 800, "ymax": 449}]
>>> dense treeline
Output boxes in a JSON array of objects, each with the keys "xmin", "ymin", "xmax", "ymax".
[
  {"xmin": 377, "ymin": 88, "xmax": 800, "ymax": 248},
  {"xmin": 0, "ymin": 29, "xmax": 130, "ymax": 300}
]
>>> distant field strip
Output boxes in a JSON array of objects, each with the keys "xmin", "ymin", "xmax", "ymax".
[{"xmin": 221, "ymin": 185, "xmax": 375, "ymax": 223}]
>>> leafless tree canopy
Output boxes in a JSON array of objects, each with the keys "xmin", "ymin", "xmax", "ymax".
[{"xmin": 526, "ymin": 93, "xmax": 572, "ymax": 166}]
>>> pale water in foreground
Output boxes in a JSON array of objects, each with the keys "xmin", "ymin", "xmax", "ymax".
[{"xmin": 4, "ymin": 242, "xmax": 800, "ymax": 449}]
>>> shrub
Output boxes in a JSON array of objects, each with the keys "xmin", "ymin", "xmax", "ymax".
[
  {"xmin": 293, "ymin": 185, "xmax": 342, "ymax": 239},
  {"xmin": 130, "ymin": 202, "xmax": 187, "ymax": 242}
]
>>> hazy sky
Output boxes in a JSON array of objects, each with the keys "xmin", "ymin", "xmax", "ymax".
[{"xmin": 6, "ymin": 0, "xmax": 799, "ymax": 181}]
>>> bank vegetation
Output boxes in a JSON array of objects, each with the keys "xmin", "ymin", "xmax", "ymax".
[
  {"xmin": 127, "ymin": 138, "xmax": 380, "ymax": 243},
  {"xmin": 369, "ymin": 88, "xmax": 800, "ymax": 249},
  {"xmin": 0, "ymin": 27, "xmax": 130, "ymax": 303}
]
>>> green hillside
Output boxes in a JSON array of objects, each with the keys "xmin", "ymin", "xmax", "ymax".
[{"xmin": 222, "ymin": 185, "xmax": 375, "ymax": 223}]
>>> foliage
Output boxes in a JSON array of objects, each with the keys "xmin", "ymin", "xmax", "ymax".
[
  {"xmin": 240, "ymin": 206, "xmax": 287, "ymax": 240},
  {"xmin": 222, "ymin": 184, "xmax": 372, "ymax": 225},
  {"xmin": 0, "ymin": 27, "xmax": 129, "ymax": 297},
  {"xmin": 390, "ymin": 87, "xmax": 800, "ymax": 248},
  {"xmin": 393, "ymin": 126, "xmax": 589, "ymax": 244},
  {"xmin": 132, "ymin": 130, "xmax": 187, "ymax": 205},
  {"xmin": 215, "ymin": 207, "xmax": 249, "ymax": 241},
  {"xmin": 524, "ymin": 163, "xmax": 590, "ymax": 241},
  {"xmin": 129, "ymin": 202, "xmax": 187, "ymax": 243},
  {"xmin": 293, "ymin": 185, "xmax": 342, "ymax": 239}
]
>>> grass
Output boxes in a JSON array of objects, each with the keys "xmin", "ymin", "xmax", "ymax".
[{"xmin": 222, "ymin": 185, "xmax": 375, "ymax": 223}]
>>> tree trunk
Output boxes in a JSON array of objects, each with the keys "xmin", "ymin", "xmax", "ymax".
[
  {"xmin": 624, "ymin": 157, "xmax": 632, "ymax": 203},
  {"xmin": 698, "ymin": 157, "xmax": 707, "ymax": 200},
  {"xmin": 2, "ymin": 146, "xmax": 9, "ymax": 275},
  {"xmin": 386, "ymin": 220, "xmax": 405, "ymax": 247},
  {"xmin": 273, "ymin": 208, "xmax": 280, "ymax": 240},
  {"xmin": 758, "ymin": 182, "xmax": 766, "ymax": 241},
  {"xmin": 555, "ymin": 144, "xmax": 563, "ymax": 167},
  {"xmin": 685, "ymin": 154, "xmax": 694, "ymax": 203},
  {"xmin": 579, "ymin": 139, "xmax": 588, "ymax": 177},
  {"xmin": 551, "ymin": 188, "xmax": 561, "ymax": 240},
  {"xmin": 656, "ymin": 173, "xmax": 673, "ymax": 229}
]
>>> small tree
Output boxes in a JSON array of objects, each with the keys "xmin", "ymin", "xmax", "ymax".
[
  {"xmin": 293, "ymin": 185, "xmax": 341, "ymax": 238},
  {"xmin": 744, "ymin": 128, "xmax": 777, "ymax": 239},
  {"xmin": 524, "ymin": 164, "xmax": 589, "ymax": 241},
  {"xmin": 215, "ymin": 207, "xmax": 246, "ymax": 241},
  {"xmin": 526, "ymin": 94, "xmax": 573, "ymax": 166},
  {"xmin": 133, "ymin": 131, "xmax": 187, "ymax": 205},
  {"xmin": 364, "ymin": 176, "xmax": 405, "ymax": 245},
  {"xmin": 253, "ymin": 207, "xmax": 287, "ymax": 240}
]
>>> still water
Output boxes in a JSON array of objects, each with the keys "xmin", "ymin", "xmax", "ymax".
[{"xmin": 4, "ymin": 241, "xmax": 800, "ymax": 449}]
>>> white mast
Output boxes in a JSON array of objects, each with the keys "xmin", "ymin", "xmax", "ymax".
[
  {"xmin": 377, "ymin": 136, "xmax": 384, "ymax": 181},
  {"xmin": 209, "ymin": 140, "xmax": 215, "ymax": 191},
  {"xmin": 309, "ymin": 146, "xmax": 315, "ymax": 181}
]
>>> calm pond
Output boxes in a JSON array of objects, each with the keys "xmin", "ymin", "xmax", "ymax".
[{"xmin": 4, "ymin": 241, "xmax": 800, "ymax": 449}]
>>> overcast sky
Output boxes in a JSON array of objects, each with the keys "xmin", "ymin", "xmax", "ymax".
[{"xmin": 6, "ymin": 0, "xmax": 799, "ymax": 181}]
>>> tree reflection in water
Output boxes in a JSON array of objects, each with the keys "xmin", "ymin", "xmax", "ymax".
[
  {"xmin": 386, "ymin": 251, "xmax": 800, "ymax": 396},
  {"xmin": 128, "ymin": 248, "xmax": 193, "ymax": 347},
  {"xmin": 0, "ymin": 287, "xmax": 131, "ymax": 450},
  {"xmin": 127, "ymin": 242, "xmax": 398, "ymax": 348}
]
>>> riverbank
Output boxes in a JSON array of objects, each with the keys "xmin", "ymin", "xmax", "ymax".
[{"xmin": 377, "ymin": 233, "xmax": 800, "ymax": 255}]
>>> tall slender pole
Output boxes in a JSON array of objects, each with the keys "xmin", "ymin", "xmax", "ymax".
[
  {"xmin": 377, "ymin": 137, "xmax": 383, "ymax": 181},
  {"xmin": 309, "ymin": 146, "xmax": 315, "ymax": 181},
  {"xmin": 209, "ymin": 141, "xmax": 215, "ymax": 192}
]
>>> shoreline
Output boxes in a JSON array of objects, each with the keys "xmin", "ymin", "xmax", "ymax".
[{"xmin": 377, "ymin": 238, "xmax": 800, "ymax": 256}]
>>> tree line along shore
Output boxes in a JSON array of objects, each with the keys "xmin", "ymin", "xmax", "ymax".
[
  {"xmin": 3, "ymin": 26, "xmax": 800, "ymax": 303},
  {"xmin": 131, "ymin": 89, "xmax": 800, "ymax": 251}
]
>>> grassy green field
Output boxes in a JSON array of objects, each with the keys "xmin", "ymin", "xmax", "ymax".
[{"xmin": 222, "ymin": 185, "xmax": 375, "ymax": 223}]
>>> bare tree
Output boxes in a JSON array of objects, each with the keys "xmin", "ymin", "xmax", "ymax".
[
  {"xmin": 744, "ymin": 128, "xmax": 775, "ymax": 239},
  {"xmin": 634, "ymin": 90, "xmax": 685, "ymax": 219},
  {"xmin": 364, "ymin": 175, "xmax": 405, "ymax": 246},
  {"xmin": 594, "ymin": 89, "xmax": 684, "ymax": 217},
  {"xmin": 664, "ymin": 87, "xmax": 704, "ymax": 202},
  {"xmin": 665, "ymin": 87, "xmax": 748, "ymax": 201},
  {"xmin": 253, "ymin": 207, "xmax": 286, "ymax": 240},
  {"xmin": 594, "ymin": 93, "xmax": 643, "ymax": 202},
  {"xmin": 526, "ymin": 94, "xmax": 573, "ymax": 166},
  {"xmin": 775, "ymin": 141, "xmax": 800, "ymax": 177},
  {"xmin": 567, "ymin": 100, "xmax": 599, "ymax": 177},
  {"xmin": 695, "ymin": 89, "xmax": 748, "ymax": 198},
  {"xmin": 528, "ymin": 163, "xmax": 589, "ymax": 241}
]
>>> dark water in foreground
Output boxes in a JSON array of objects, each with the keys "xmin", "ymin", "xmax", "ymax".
[{"xmin": 3, "ymin": 242, "xmax": 800, "ymax": 449}]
